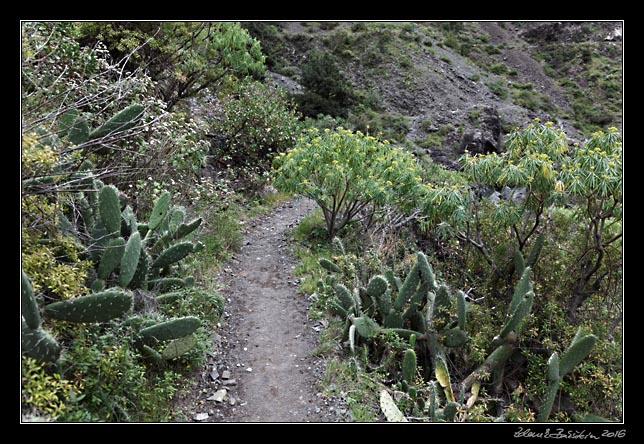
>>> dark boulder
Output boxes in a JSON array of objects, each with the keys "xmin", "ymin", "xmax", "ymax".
[{"xmin": 459, "ymin": 105, "xmax": 501, "ymax": 155}]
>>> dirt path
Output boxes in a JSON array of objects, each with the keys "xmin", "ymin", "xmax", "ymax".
[{"xmin": 179, "ymin": 197, "xmax": 340, "ymax": 423}]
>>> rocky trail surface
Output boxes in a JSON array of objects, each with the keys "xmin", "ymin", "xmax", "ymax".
[{"xmin": 176, "ymin": 197, "xmax": 348, "ymax": 423}]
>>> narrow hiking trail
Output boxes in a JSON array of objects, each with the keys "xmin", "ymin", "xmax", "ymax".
[{"xmin": 178, "ymin": 197, "xmax": 347, "ymax": 422}]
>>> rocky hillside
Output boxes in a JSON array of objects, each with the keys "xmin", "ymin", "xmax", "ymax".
[{"xmin": 244, "ymin": 21, "xmax": 623, "ymax": 167}]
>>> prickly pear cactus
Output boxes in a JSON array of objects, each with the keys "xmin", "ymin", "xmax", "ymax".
[
  {"xmin": 402, "ymin": 348, "xmax": 417, "ymax": 385},
  {"xmin": 319, "ymin": 258, "xmax": 340, "ymax": 273},
  {"xmin": 148, "ymin": 191, "xmax": 171, "ymax": 232},
  {"xmin": 21, "ymin": 318, "xmax": 61, "ymax": 363},
  {"xmin": 139, "ymin": 316, "xmax": 201, "ymax": 343},
  {"xmin": 380, "ymin": 389, "xmax": 408, "ymax": 422},
  {"xmin": 88, "ymin": 104, "xmax": 145, "ymax": 140},
  {"xmin": 98, "ymin": 237, "xmax": 126, "ymax": 280},
  {"xmin": 152, "ymin": 242, "xmax": 194, "ymax": 269},
  {"xmin": 99, "ymin": 185, "xmax": 122, "ymax": 235},
  {"xmin": 21, "ymin": 270, "xmax": 41, "ymax": 330},
  {"xmin": 43, "ymin": 289, "xmax": 132, "ymax": 323},
  {"xmin": 119, "ymin": 232, "xmax": 142, "ymax": 288}
]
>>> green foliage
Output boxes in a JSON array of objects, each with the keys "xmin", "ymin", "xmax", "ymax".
[
  {"xmin": 273, "ymin": 127, "xmax": 424, "ymax": 239},
  {"xmin": 76, "ymin": 22, "xmax": 266, "ymax": 110},
  {"xmin": 209, "ymin": 80, "xmax": 301, "ymax": 170},
  {"xmin": 532, "ymin": 38, "xmax": 621, "ymax": 134},
  {"xmin": 21, "ymin": 21, "xmax": 244, "ymax": 422},
  {"xmin": 293, "ymin": 50, "xmax": 355, "ymax": 118},
  {"xmin": 22, "ymin": 356, "xmax": 81, "ymax": 420},
  {"xmin": 487, "ymin": 79, "xmax": 508, "ymax": 99}
]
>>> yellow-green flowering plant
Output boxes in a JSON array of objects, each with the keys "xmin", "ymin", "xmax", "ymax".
[
  {"xmin": 273, "ymin": 127, "xmax": 424, "ymax": 240},
  {"xmin": 422, "ymin": 120, "xmax": 621, "ymax": 320}
]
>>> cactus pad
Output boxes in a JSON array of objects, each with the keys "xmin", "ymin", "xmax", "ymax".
[
  {"xmin": 21, "ymin": 270, "xmax": 41, "ymax": 330},
  {"xmin": 99, "ymin": 185, "xmax": 122, "ymax": 235},
  {"xmin": 21, "ymin": 318, "xmax": 61, "ymax": 363},
  {"xmin": 152, "ymin": 242, "xmax": 194, "ymax": 269},
  {"xmin": 319, "ymin": 258, "xmax": 340, "ymax": 273},
  {"xmin": 44, "ymin": 289, "xmax": 132, "ymax": 323},
  {"xmin": 139, "ymin": 316, "xmax": 201, "ymax": 343}
]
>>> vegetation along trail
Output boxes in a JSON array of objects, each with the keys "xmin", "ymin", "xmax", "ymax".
[{"xmin": 182, "ymin": 197, "xmax": 334, "ymax": 422}]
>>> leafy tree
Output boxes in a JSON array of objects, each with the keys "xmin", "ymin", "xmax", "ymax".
[
  {"xmin": 273, "ymin": 127, "xmax": 423, "ymax": 240},
  {"xmin": 559, "ymin": 127, "xmax": 622, "ymax": 321},
  {"xmin": 422, "ymin": 120, "xmax": 622, "ymax": 319},
  {"xmin": 76, "ymin": 22, "xmax": 266, "ymax": 110}
]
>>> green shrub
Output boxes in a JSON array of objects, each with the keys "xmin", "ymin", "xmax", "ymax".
[
  {"xmin": 293, "ymin": 50, "xmax": 355, "ymax": 118},
  {"xmin": 273, "ymin": 127, "xmax": 423, "ymax": 240},
  {"xmin": 210, "ymin": 80, "xmax": 301, "ymax": 171},
  {"xmin": 487, "ymin": 79, "xmax": 508, "ymax": 99},
  {"xmin": 22, "ymin": 356, "xmax": 82, "ymax": 420},
  {"xmin": 489, "ymin": 63, "xmax": 508, "ymax": 75}
]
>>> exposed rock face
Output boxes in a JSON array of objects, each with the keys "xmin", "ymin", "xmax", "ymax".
[
  {"xmin": 605, "ymin": 27, "xmax": 622, "ymax": 42},
  {"xmin": 459, "ymin": 105, "xmax": 501, "ymax": 156}
]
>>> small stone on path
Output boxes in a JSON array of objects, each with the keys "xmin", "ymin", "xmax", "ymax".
[
  {"xmin": 207, "ymin": 389, "xmax": 227, "ymax": 402},
  {"xmin": 193, "ymin": 413, "xmax": 209, "ymax": 421}
]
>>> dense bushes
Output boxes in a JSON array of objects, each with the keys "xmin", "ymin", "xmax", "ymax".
[
  {"xmin": 76, "ymin": 22, "xmax": 266, "ymax": 110},
  {"xmin": 288, "ymin": 121, "xmax": 622, "ymax": 422},
  {"xmin": 209, "ymin": 80, "xmax": 301, "ymax": 175},
  {"xmin": 20, "ymin": 21, "xmax": 268, "ymax": 422}
]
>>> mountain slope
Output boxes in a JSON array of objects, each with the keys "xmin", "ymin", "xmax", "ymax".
[{"xmin": 245, "ymin": 21, "xmax": 622, "ymax": 166}]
